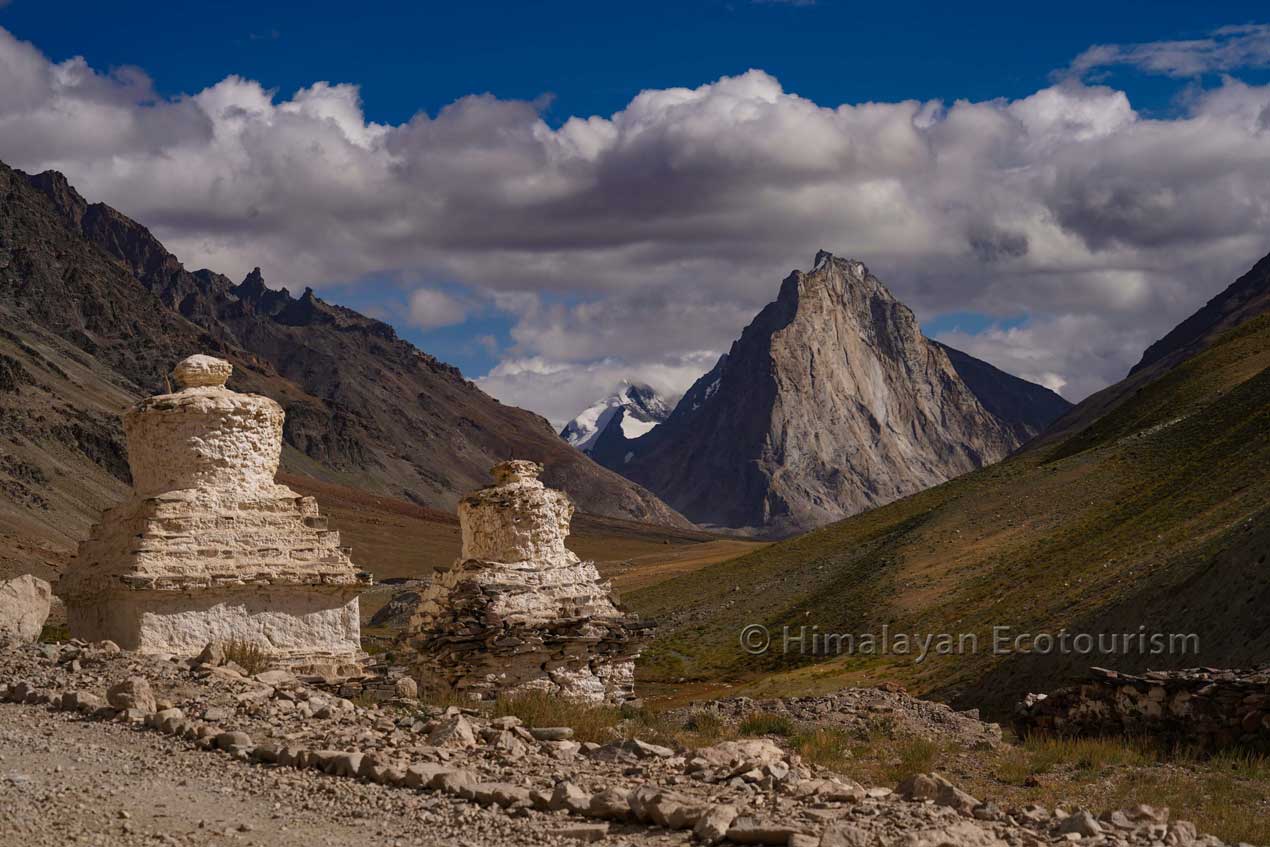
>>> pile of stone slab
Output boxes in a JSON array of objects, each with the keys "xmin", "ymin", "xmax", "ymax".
[
  {"xmin": 321, "ymin": 657, "xmax": 419, "ymax": 703},
  {"xmin": 56, "ymin": 355, "xmax": 370, "ymax": 674},
  {"xmin": 1015, "ymin": 665, "xmax": 1270, "ymax": 751},
  {"xmin": 400, "ymin": 460, "xmax": 651, "ymax": 704}
]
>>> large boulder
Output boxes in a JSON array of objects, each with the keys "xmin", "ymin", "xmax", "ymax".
[
  {"xmin": 107, "ymin": 677, "xmax": 157, "ymax": 713},
  {"xmin": 0, "ymin": 574, "xmax": 52, "ymax": 641}
]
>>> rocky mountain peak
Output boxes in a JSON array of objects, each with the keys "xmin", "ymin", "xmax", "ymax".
[
  {"xmin": 230, "ymin": 267, "xmax": 292, "ymax": 318},
  {"xmin": 275, "ymin": 286, "xmax": 338, "ymax": 327},
  {"xmin": 596, "ymin": 253, "xmax": 1071, "ymax": 535},
  {"xmin": 616, "ymin": 381, "xmax": 672, "ymax": 422},
  {"xmin": 560, "ymin": 381, "xmax": 672, "ymax": 457},
  {"xmin": 237, "ymin": 267, "xmax": 267, "ymax": 297},
  {"xmin": 26, "ymin": 169, "xmax": 89, "ymax": 227},
  {"xmin": 794, "ymin": 253, "xmax": 907, "ymax": 317}
]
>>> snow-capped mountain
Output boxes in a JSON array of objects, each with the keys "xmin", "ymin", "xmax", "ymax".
[{"xmin": 560, "ymin": 382, "xmax": 672, "ymax": 455}]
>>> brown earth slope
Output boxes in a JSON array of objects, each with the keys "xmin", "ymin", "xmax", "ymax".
[{"xmin": 278, "ymin": 472, "xmax": 754, "ymax": 588}]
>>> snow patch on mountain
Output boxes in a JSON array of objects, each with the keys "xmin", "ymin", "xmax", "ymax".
[
  {"xmin": 560, "ymin": 381, "xmax": 672, "ymax": 454},
  {"xmin": 621, "ymin": 416, "xmax": 659, "ymax": 440},
  {"xmin": 561, "ymin": 404, "xmax": 619, "ymax": 452}
]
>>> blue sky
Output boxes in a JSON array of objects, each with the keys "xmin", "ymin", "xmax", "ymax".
[
  {"xmin": 7, "ymin": 0, "xmax": 1267, "ymax": 122},
  {"xmin": 2, "ymin": 2, "xmax": 1269, "ymax": 423}
]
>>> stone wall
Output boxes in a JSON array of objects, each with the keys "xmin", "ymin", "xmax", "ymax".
[{"xmin": 1014, "ymin": 666, "xmax": 1270, "ymax": 751}]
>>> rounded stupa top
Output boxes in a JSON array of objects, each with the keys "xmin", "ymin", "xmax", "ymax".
[
  {"xmin": 491, "ymin": 459, "xmax": 544, "ymax": 486},
  {"xmin": 173, "ymin": 355, "xmax": 233, "ymax": 389},
  {"xmin": 458, "ymin": 460, "xmax": 574, "ymax": 565},
  {"xmin": 123, "ymin": 354, "xmax": 284, "ymax": 497}
]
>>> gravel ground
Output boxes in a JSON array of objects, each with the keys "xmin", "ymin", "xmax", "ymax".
[
  {"xmin": 0, "ymin": 637, "xmax": 1231, "ymax": 847},
  {"xmin": 0, "ymin": 702, "xmax": 651, "ymax": 847}
]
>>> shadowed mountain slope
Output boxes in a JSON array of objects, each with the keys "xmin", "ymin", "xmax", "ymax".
[
  {"xmin": 934, "ymin": 342, "xmax": 1073, "ymax": 443},
  {"xmin": 1132, "ymin": 251, "xmax": 1270, "ymax": 378}
]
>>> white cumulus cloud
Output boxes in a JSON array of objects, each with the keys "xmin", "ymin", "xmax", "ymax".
[
  {"xmin": 407, "ymin": 287, "xmax": 469, "ymax": 330},
  {"xmin": 1, "ymin": 26, "xmax": 1269, "ymax": 422}
]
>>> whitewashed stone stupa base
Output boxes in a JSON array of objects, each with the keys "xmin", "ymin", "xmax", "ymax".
[
  {"xmin": 403, "ymin": 460, "xmax": 648, "ymax": 705},
  {"xmin": 67, "ymin": 587, "xmax": 360, "ymax": 659},
  {"xmin": 58, "ymin": 355, "xmax": 369, "ymax": 671}
]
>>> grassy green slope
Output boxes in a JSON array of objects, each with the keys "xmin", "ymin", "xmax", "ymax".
[{"xmin": 629, "ymin": 315, "xmax": 1270, "ymax": 716}]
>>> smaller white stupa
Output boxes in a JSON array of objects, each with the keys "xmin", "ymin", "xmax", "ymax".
[
  {"xmin": 403, "ymin": 460, "xmax": 648, "ymax": 704},
  {"xmin": 58, "ymin": 355, "xmax": 369, "ymax": 670}
]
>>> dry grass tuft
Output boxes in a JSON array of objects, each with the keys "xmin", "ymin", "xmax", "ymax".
[
  {"xmin": 39, "ymin": 623, "xmax": 69, "ymax": 643},
  {"xmin": 884, "ymin": 737, "xmax": 942, "ymax": 784},
  {"xmin": 683, "ymin": 709, "xmax": 727, "ymax": 741},
  {"xmin": 416, "ymin": 687, "xmax": 472, "ymax": 711},
  {"xmin": 492, "ymin": 691, "xmax": 625, "ymax": 744},
  {"xmin": 739, "ymin": 711, "xmax": 796, "ymax": 737},
  {"xmin": 222, "ymin": 639, "xmax": 270, "ymax": 675},
  {"xmin": 791, "ymin": 726, "xmax": 855, "ymax": 771},
  {"xmin": 995, "ymin": 735, "xmax": 1151, "ymax": 785}
]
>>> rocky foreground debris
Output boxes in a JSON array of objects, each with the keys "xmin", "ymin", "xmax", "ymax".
[
  {"xmin": 0, "ymin": 636, "xmax": 1224, "ymax": 846},
  {"xmin": 691, "ymin": 689, "xmax": 1004, "ymax": 750}
]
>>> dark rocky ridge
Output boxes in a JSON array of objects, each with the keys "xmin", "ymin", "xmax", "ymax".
[
  {"xmin": 1132, "ymin": 251, "xmax": 1270, "ymax": 377},
  {"xmin": 0, "ymin": 161, "xmax": 689, "ymax": 576},
  {"xmin": 600, "ymin": 253, "xmax": 1071, "ymax": 535},
  {"xmin": 934, "ymin": 342, "xmax": 1073, "ymax": 443}
]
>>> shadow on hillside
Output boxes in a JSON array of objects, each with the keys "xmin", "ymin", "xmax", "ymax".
[{"xmin": 947, "ymin": 509, "xmax": 1270, "ymax": 720}]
